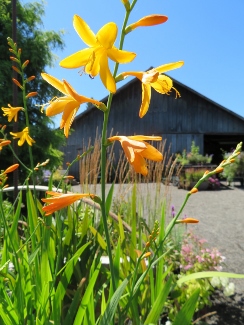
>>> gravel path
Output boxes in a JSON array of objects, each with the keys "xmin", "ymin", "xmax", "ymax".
[{"xmin": 73, "ymin": 182, "xmax": 244, "ymax": 294}]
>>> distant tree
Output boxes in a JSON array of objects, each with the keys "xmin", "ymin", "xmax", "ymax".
[{"xmin": 0, "ymin": 0, "xmax": 66, "ymax": 181}]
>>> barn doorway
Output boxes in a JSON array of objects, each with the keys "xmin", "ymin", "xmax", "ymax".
[{"xmin": 204, "ymin": 134, "xmax": 244, "ymax": 165}]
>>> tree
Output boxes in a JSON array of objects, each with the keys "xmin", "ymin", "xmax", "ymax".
[{"xmin": 0, "ymin": 0, "xmax": 66, "ymax": 181}]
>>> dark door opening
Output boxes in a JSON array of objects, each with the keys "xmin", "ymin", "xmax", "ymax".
[{"xmin": 204, "ymin": 134, "xmax": 244, "ymax": 165}]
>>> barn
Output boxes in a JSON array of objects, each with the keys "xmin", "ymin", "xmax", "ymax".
[{"xmin": 61, "ymin": 76, "xmax": 244, "ymax": 180}]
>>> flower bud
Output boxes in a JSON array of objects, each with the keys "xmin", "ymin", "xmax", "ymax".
[
  {"xmin": 3, "ymin": 164, "xmax": 19, "ymax": 174},
  {"xmin": 125, "ymin": 15, "xmax": 168, "ymax": 34},
  {"xmin": 12, "ymin": 78, "xmax": 23, "ymax": 90},
  {"xmin": 26, "ymin": 92, "xmax": 38, "ymax": 98}
]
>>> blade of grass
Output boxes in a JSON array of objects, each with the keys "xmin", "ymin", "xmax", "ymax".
[{"xmin": 172, "ymin": 289, "xmax": 200, "ymax": 325}]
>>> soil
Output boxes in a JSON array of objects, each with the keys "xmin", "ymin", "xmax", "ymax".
[{"xmin": 194, "ymin": 291, "xmax": 244, "ymax": 325}]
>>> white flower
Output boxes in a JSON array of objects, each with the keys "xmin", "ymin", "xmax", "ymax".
[
  {"xmin": 210, "ymin": 277, "xmax": 221, "ymax": 288},
  {"xmin": 220, "ymin": 277, "xmax": 229, "ymax": 288},
  {"xmin": 224, "ymin": 282, "xmax": 235, "ymax": 297}
]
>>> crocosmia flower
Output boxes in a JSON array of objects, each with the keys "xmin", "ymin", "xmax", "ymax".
[
  {"xmin": 59, "ymin": 15, "xmax": 136, "ymax": 93},
  {"xmin": 118, "ymin": 61, "xmax": 184, "ymax": 117},
  {"xmin": 42, "ymin": 191, "xmax": 95, "ymax": 216},
  {"xmin": 41, "ymin": 73, "xmax": 104, "ymax": 138},
  {"xmin": 10, "ymin": 127, "xmax": 35, "ymax": 146},
  {"xmin": 2, "ymin": 104, "xmax": 24, "ymax": 122},
  {"xmin": 108, "ymin": 135, "xmax": 163, "ymax": 176}
]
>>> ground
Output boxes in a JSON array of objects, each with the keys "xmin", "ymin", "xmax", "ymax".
[{"xmin": 194, "ymin": 291, "xmax": 244, "ymax": 325}]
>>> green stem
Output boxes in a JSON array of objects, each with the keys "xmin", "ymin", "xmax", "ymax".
[{"xmin": 99, "ymin": 2, "xmax": 134, "ymax": 301}]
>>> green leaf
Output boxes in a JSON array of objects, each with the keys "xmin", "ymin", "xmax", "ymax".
[
  {"xmin": 172, "ymin": 289, "xmax": 200, "ymax": 325},
  {"xmin": 105, "ymin": 183, "xmax": 114, "ymax": 215},
  {"xmin": 73, "ymin": 263, "xmax": 101, "ymax": 325},
  {"xmin": 53, "ymin": 242, "xmax": 91, "ymax": 323},
  {"xmin": 0, "ymin": 294, "xmax": 18, "ymax": 325},
  {"xmin": 144, "ymin": 276, "xmax": 172, "ymax": 324},
  {"xmin": 99, "ymin": 277, "xmax": 129, "ymax": 325},
  {"xmin": 177, "ymin": 271, "xmax": 244, "ymax": 286},
  {"xmin": 90, "ymin": 226, "xmax": 107, "ymax": 250}
]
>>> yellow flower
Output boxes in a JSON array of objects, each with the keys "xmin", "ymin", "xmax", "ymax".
[
  {"xmin": 118, "ymin": 61, "xmax": 184, "ymax": 117},
  {"xmin": 59, "ymin": 15, "xmax": 136, "ymax": 93},
  {"xmin": 0, "ymin": 139, "xmax": 11, "ymax": 150},
  {"xmin": 2, "ymin": 104, "xmax": 24, "ymax": 122},
  {"xmin": 42, "ymin": 191, "xmax": 95, "ymax": 216},
  {"xmin": 108, "ymin": 135, "xmax": 163, "ymax": 176},
  {"xmin": 41, "ymin": 73, "xmax": 104, "ymax": 137},
  {"xmin": 125, "ymin": 15, "xmax": 168, "ymax": 34},
  {"xmin": 10, "ymin": 127, "xmax": 35, "ymax": 146}
]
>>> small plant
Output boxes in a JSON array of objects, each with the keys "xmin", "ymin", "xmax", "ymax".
[
  {"xmin": 165, "ymin": 230, "xmax": 230, "ymax": 321},
  {"xmin": 222, "ymin": 150, "xmax": 244, "ymax": 185},
  {"xmin": 177, "ymin": 141, "xmax": 213, "ymax": 166}
]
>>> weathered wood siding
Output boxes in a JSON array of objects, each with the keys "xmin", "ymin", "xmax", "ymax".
[{"xmin": 62, "ymin": 78, "xmax": 244, "ymax": 179}]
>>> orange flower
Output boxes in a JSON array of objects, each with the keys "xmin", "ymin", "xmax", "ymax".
[
  {"xmin": 117, "ymin": 62, "xmax": 184, "ymax": 117},
  {"xmin": 10, "ymin": 127, "xmax": 35, "ymax": 146},
  {"xmin": 108, "ymin": 135, "xmax": 163, "ymax": 176},
  {"xmin": 42, "ymin": 191, "xmax": 95, "ymax": 216},
  {"xmin": 2, "ymin": 104, "xmax": 24, "ymax": 122},
  {"xmin": 41, "ymin": 73, "xmax": 104, "ymax": 137},
  {"xmin": 59, "ymin": 15, "xmax": 136, "ymax": 93}
]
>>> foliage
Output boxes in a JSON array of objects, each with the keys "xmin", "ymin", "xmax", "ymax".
[
  {"xmin": 0, "ymin": 0, "xmax": 66, "ymax": 179},
  {"xmin": 177, "ymin": 141, "xmax": 213, "ymax": 166},
  {"xmin": 222, "ymin": 151, "xmax": 244, "ymax": 184}
]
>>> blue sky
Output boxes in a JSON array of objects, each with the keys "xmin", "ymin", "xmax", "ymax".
[{"xmin": 22, "ymin": 0, "xmax": 244, "ymax": 122}]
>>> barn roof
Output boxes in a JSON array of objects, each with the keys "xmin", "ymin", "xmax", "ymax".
[{"xmin": 74, "ymin": 73, "xmax": 244, "ymax": 123}]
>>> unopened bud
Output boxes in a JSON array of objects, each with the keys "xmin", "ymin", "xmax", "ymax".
[
  {"xmin": 12, "ymin": 66, "xmax": 21, "ymax": 74},
  {"xmin": 26, "ymin": 92, "xmax": 38, "ymax": 98},
  {"xmin": 12, "ymin": 78, "xmax": 23, "ymax": 90},
  {"xmin": 190, "ymin": 187, "xmax": 198, "ymax": 194},
  {"xmin": 3, "ymin": 164, "xmax": 19, "ymax": 174},
  {"xmin": 142, "ymin": 252, "xmax": 152, "ymax": 259},
  {"xmin": 215, "ymin": 167, "xmax": 224, "ymax": 173},
  {"xmin": 22, "ymin": 60, "xmax": 29, "ymax": 68},
  {"xmin": 26, "ymin": 76, "xmax": 35, "ymax": 82}
]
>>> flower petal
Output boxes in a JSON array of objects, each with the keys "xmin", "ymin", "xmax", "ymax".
[
  {"xmin": 131, "ymin": 153, "xmax": 148, "ymax": 176},
  {"xmin": 140, "ymin": 142, "xmax": 163, "ymax": 161},
  {"xmin": 99, "ymin": 53, "xmax": 116, "ymax": 93},
  {"xmin": 41, "ymin": 73, "xmax": 66, "ymax": 95},
  {"xmin": 62, "ymin": 106, "xmax": 79, "ymax": 138},
  {"xmin": 97, "ymin": 22, "xmax": 117, "ymax": 49},
  {"xmin": 107, "ymin": 47, "xmax": 136, "ymax": 63},
  {"xmin": 156, "ymin": 61, "xmax": 184, "ymax": 74},
  {"xmin": 46, "ymin": 97, "xmax": 75, "ymax": 116},
  {"xmin": 63, "ymin": 80, "xmax": 101, "ymax": 106},
  {"xmin": 139, "ymin": 83, "xmax": 151, "ymax": 118},
  {"xmin": 128, "ymin": 135, "xmax": 162, "ymax": 141},
  {"xmin": 73, "ymin": 15, "xmax": 96, "ymax": 47},
  {"xmin": 60, "ymin": 48, "xmax": 93, "ymax": 69}
]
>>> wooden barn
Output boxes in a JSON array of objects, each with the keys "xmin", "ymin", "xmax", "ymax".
[{"xmin": 61, "ymin": 76, "xmax": 244, "ymax": 180}]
